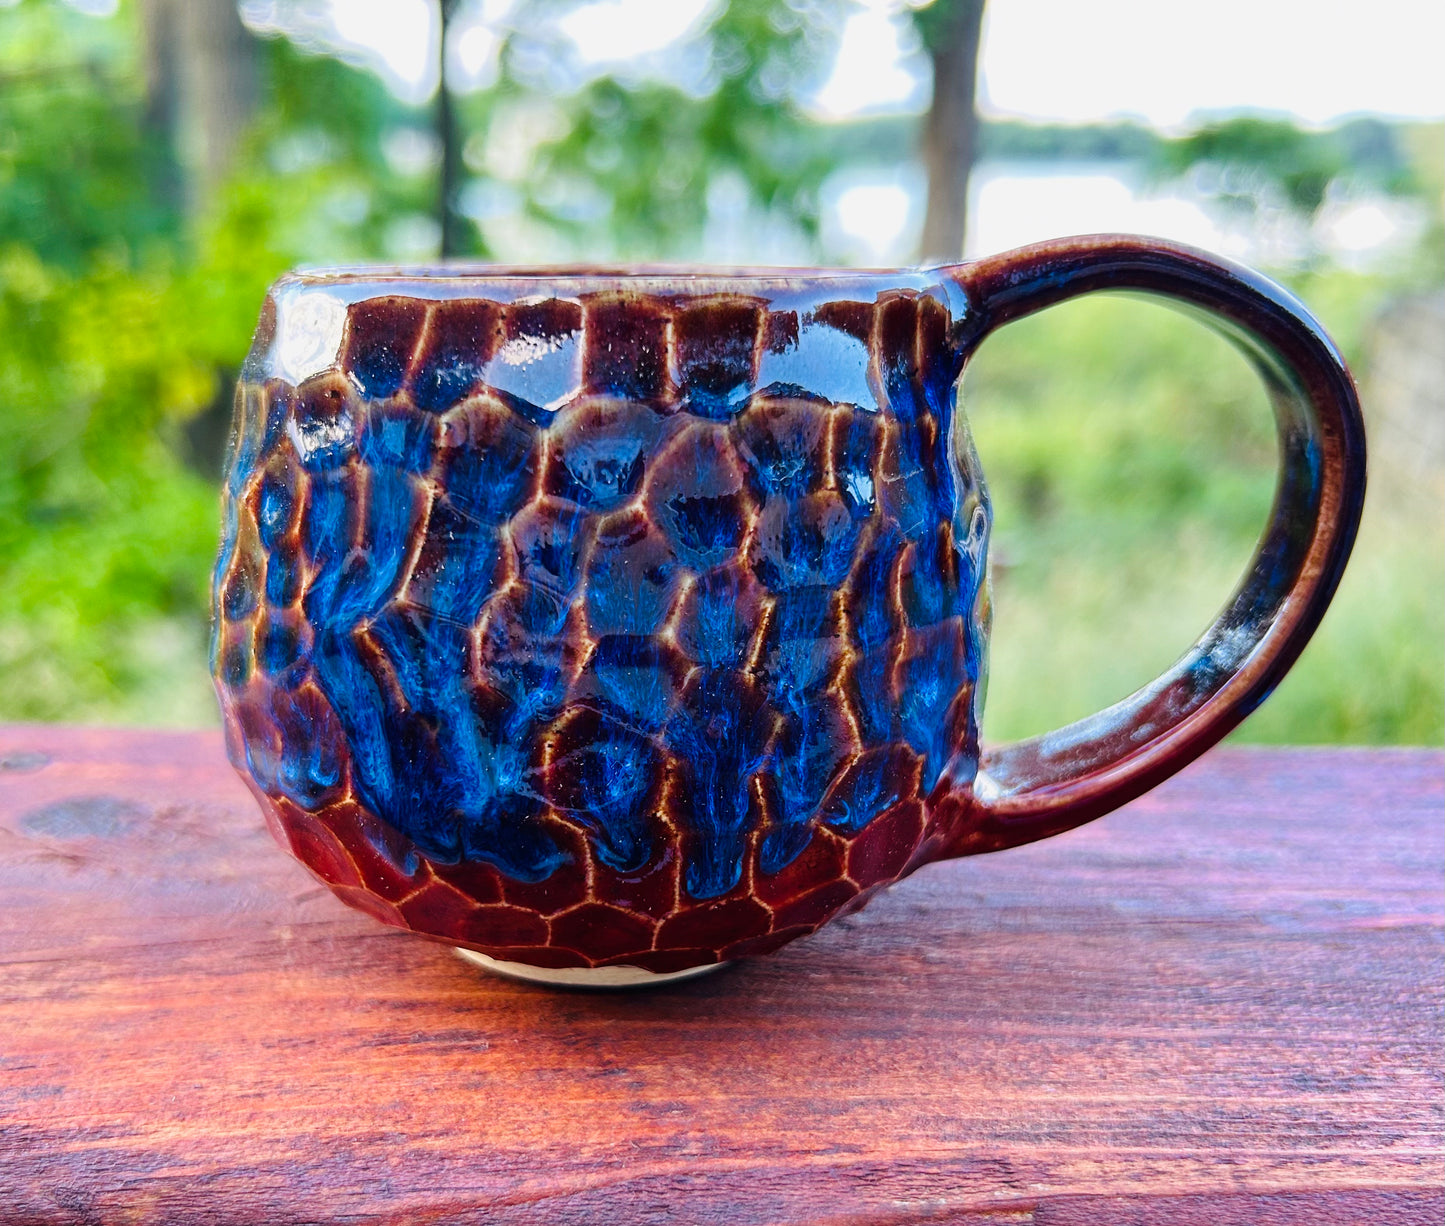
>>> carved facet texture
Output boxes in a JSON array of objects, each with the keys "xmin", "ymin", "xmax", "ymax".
[{"xmin": 213, "ymin": 272, "xmax": 990, "ymax": 972}]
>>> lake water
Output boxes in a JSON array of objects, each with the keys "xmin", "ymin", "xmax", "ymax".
[{"xmin": 817, "ymin": 160, "xmax": 1424, "ymax": 269}]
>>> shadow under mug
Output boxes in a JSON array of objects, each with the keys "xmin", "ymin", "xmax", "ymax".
[{"xmin": 212, "ymin": 235, "xmax": 1365, "ymax": 987}]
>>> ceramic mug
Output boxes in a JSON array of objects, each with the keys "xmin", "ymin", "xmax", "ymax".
[{"xmin": 212, "ymin": 236, "xmax": 1365, "ymax": 987}]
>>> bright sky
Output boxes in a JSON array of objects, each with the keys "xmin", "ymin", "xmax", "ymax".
[
  {"xmin": 300, "ymin": 0, "xmax": 1445, "ymax": 124},
  {"xmin": 558, "ymin": 0, "xmax": 713, "ymax": 62},
  {"xmin": 976, "ymin": 0, "xmax": 1445, "ymax": 127},
  {"xmin": 235, "ymin": 0, "xmax": 1442, "ymax": 264}
]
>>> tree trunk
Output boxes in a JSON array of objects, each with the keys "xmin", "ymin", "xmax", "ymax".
[
  {"xmin": 917, "ymin": 0, "xmax": 986, "ymax": 264},
  {"xmin": 138, "ymin": 0, "xmax": 258, "ymax": 215},
  {"xmin": 179, "ymin": 0, "xmax": 258, "ymax": 206},
  {"xmin": 437, "ymin": 0, "xmax": 466, "ymax": 258},
  {"xmin": 138, "ymin": 0, "xmax": 185, "ymax": 214}
]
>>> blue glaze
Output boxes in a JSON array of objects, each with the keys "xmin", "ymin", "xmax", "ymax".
[
  {"xmin": 256, "ymin": 470, "xmax": 296, "ymax": 550},
  {"xmin": 368, "ymin": 606, "xmax": 461, "ymax": 711},
  {"xmin": 364, "ymin": 468, "xmax": 420, "ymax": 584},
  {"xmin": 220, "ymin": 639, "xmax": 251, "ymax": 689},
  {"xmin": 512, "ymin": 503, "xmax": 589, "ymax": 599},
  {"xmin": 681, "ymin": 382, "xmax": 750, "ymax": 420},
  {"xmin": 359, "ymin": 404, "xmax": 435, "ymax": 471},
  {"xmin": 759, "ymin": 822, "xmax": 814, "ymax": 876},
  {"xmin": 663, "ymin": 492, "xmax": 746, "ymax": 567},
  {"xmin": 555, "ymin": 722, "xmax": 657, "ymax": 872},
  {"xmin": 439, "ymin": 415, "xmax": 537, "ymax": 526},
  {"xmin": 768, "ymin": 700, "xmax": 847, "ymax": 850},
  {"xmin": 222, "ymin": 565, "xmax": 258, "ymax": 621},
  {"xmin": 270, "ymin": 689, "xmax": 344, "ymax": 806},
  {"xmin": 849, "ymin": 649, "xmax": 897, "ymax": 745},
  {"xmin": 770, "ymin": 584, "xmax": 832, "ymax": 647},
  {"xmin": 215, "ymin": 276, "xmax": 991, "ymax": 902},
  {"xmin": 349, "ymin": 341, "xmax": 408, "ymax": 400},
  {"xmin": 879, "ymin": 435, "xmax": 941, "ymax": 541},
  {"xmin": 901, "ymin": 534, "xmax": 960, "ymax": 627},
  {"xmin": 756, "ymin": 314, "xmax": 876, "ymax": 411},
  {"xmin": 850, "ymin": 531, "xmax": 902, "ymax": 650},
  {"xmin": 408, "ymin": 506, "xmax": 501, "ymax": 625},
  {"xmin": 590, "ymin": 636, "xmax": 681, "ymax": 732},
  {"xmin": 484, "ymin": 324, "xmax": 580, "ymax": 419},
  {"xmin": 227, "ymin": 406, "xmax": 262, "ymax": 497},
  {"xmin": 833, "ymin": 415, "xmax": 878, "ymax": 518},
  {"xmin": 665, "ymin": 668, "xmax": 771, "ymax": 899},
  {"xmin": 260, "ymin": 393, "xmax": 289, "ymax": 454},
  {"xmin": 759, "ymin": 586, "xmax": 836, "ymax": 699},
  {"xmin": 477, "ymin": 611, "xmax": 572, "ymax": 738},
  {"xmin": 896, "ymin": 629, "xmax": 970, "ymax": 782},
  {"xmin": 259, "ymin": 617, "xmax": 304, "ymax": 681},
  {"xmin": 300, "ymin": 475, "xmax": 355, "ymax": 621},
  {"xmin": 412, "ymin": 351, "xmax": 485, "ymax": 413},
  {"xmin": 511, "ymin": 583, "xmax": 573, "ymax": 637},
  {"xmin": 820, "ymin": 752, "xmax": 903, "ymax": 836},
  {"xmin": 295, "ymin": 454, "xmax": 573, "ymax": 878},
  {"xmin": 553, "ymin": 420, "xmax": 652, "ymax": 510},
  {"xmin": 310, "ymin": 627, "xmax": 396, "ymax": 811},
  {"xmin": 290, "ymin": 409, "xmax": 355, "ymax": 474},
  {"xmin": 554, "ymin": 441, "xmax": 646, "ymax": 507},
  {"xmin": 460, "ymin": 789, "xmax": 569, "ymax": 881},
  {"xmin": 241, "ymin": 727, "xmax": 281, "ymax": 797},
  {"xmin": 213, "ymin": 498, "xmax": 239, "ymax": 599},
  {"xmin": 675, "ymin": 567, "xmax": 753, "ymax": 666},
  {"xmin": 584, "ymin": 528, "xmax": 678, "ymax": 637},
  {"xmin": 264, "ymin": 551, "xmax": 302, "ymax": 606},
  {"xmin": 736, "ymin": 410, "xmax": 823, "ymax": 498},
  {"xmin": 751, "ymin": 497, "xmax": 862, "ymax": 591}
]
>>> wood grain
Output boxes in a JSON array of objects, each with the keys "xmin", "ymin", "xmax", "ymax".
[{"xmin": 0, "ymin": 727, "xmax": 1439, "ymax": 1225}]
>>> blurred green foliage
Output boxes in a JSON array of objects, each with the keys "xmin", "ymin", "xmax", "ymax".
[
  {"xmin": 454, "ymin": 0, "xmax": 841, "ymax": 257},
  {"xmin": 0, "ymin": 1, "xmax": 410, "ymax": 720},
  {"xmin": 0, "ymin": 1, "xmax": 171, "ymax": 268},
  {"xmin": 966, "ymin": 274, "xmax": 1445, "ymax": 746},
  {"xmin": 1153, "ymin": 114, "xmax": 1422, "ymax": 223},
  {"xmin": 0, "ymin": 0, "xmax": 1440, "ymax": 743}
]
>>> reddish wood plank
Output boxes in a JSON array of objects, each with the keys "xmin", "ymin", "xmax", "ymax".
[{"xmin": 0, "ymin": 727, "xmax": 1439, "ymax": 1225}]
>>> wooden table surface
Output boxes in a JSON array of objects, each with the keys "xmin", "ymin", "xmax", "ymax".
[{"xmin": 0, "ymin": 726, "xmax": 1439, "ymax": 1225}]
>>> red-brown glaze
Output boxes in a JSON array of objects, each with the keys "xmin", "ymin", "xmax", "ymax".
[
  {"xmin": 214, "ymin": 269, "xmax": 988, "ymax": 972},
  {"xmin": 941, "ymin": 237, "xmax": 1367, "ymax": 851},
  {"xmin": 212, "ymin": 238, "xmax": 1366, "ymax": 975}
]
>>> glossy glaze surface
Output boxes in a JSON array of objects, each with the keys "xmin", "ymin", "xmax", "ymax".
[
  {"xmin": 213, "ymin": 238, "xmax": 1366, "ymax": 977},
  {"xmin": 213, "ymin": 271, "xmax": 991, "ymax": 972}
]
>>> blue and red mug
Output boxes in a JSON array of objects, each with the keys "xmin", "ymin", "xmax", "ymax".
[{"xmin": 212, "ymin": 236, "xmax": 1365, "ymax": 986}]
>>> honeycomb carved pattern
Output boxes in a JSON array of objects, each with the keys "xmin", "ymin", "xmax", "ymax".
[{"xmin": 213, "ymin": 276, "xmax": 991, "ymax": 973}]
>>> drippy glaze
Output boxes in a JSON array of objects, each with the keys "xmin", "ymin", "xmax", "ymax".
[
  {"xmin": 212, "ymin": 238, "xmax": 1367, "ymax": 978},
  {"xmin": 213, "ymin": 269, "xmax": 991, "ymax": 972}
]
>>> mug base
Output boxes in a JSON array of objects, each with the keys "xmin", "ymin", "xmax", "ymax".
[{"xmin": 454, "ymin": 947, "xmax": 728, "ymax": 990}]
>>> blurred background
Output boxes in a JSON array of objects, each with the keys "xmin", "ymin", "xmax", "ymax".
[{"xmin": 0, "ymin": 0, "xmax": 1440, "ymax": 743}]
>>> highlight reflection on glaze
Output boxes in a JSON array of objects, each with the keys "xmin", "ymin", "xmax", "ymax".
[
  {"xmin": 214, "ymin": 239, "xmax": 1368, "ymax": 978},
  {"xmin": 213, "ymin": 272, "xmax": 990, "ymax": 972}
]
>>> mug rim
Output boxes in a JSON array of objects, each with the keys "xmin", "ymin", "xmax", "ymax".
[
  {"xmin": 247, "ymin": 263, "xmax": 973, "ymax": 391},
  {"xmin": 281, "ymin": 263, "xmax": 936, "ymax": 284}
]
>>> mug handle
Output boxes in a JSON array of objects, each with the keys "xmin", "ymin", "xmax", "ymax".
[{"xmin": 934, "ymin": 235, "xmax": 1367, "ymax": 854}]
